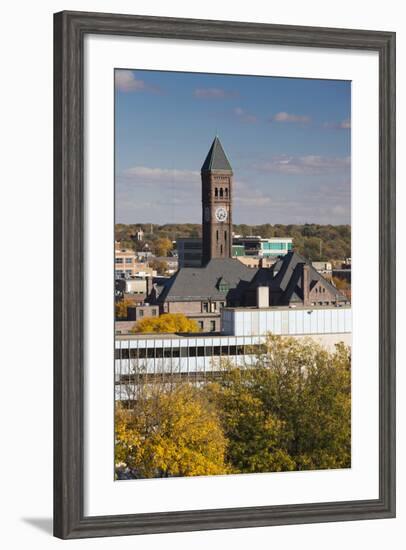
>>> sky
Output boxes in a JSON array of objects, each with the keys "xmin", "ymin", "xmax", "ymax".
[{"xmin": 115, "ymin": 69, "xmax": 351, "ymax": 225}]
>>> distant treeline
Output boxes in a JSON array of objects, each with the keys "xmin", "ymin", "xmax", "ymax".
[{"xmin": 115, "ymin": 223, "xmax": 351, "ymax": 262}]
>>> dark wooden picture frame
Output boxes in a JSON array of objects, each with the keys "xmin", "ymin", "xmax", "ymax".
[{"xmin": 54, "ymin": 10, "xmax": 396, "ymax": 539}]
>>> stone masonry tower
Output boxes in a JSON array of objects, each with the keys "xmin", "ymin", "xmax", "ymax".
[{"xmin": 201, "ymin": 137, "xmax": 233, "ymax": 265}]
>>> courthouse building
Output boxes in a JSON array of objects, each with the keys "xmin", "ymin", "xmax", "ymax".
[{"xmin": 148, "ymin": 137, "xmax": 348, "ymax": 331}]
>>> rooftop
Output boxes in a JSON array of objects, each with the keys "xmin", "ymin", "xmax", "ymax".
[{"xmin": 201, "ymin": 136, "xmax": 233, "ymax": 173}]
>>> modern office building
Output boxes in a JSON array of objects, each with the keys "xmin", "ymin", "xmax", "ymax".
[
  {"xmin": 233, "ymin": 235, "xmax": 293, "ymax": 258},
  {"xmin": 115, "ymin": 304, "xmax": 351, "ymax": 401},
  {"xmin": 176, "ymin": 238, "xmax": 203, "ymax": 268},
  {"xmin": 177, "ymin": 236, "xmax": 293, "ymax": 268}
]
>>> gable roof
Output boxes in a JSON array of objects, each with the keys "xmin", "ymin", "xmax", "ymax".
[
  {"xmin": 250, "ymin": 251, "xmax": 348, "ymax": 304},
  {"xmin": 201, "ymin": 136, "xmax": 233, "ymax": 172},
  {"xmin": 155, "ymin": 258, "xmax": 255, "ymax": 302}
]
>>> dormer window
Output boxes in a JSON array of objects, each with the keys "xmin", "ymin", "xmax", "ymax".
[{"xmin": 217, "ymin": 277, "xmax": 230, "ymax": 294}]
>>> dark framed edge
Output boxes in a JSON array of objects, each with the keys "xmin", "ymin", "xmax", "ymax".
[{"xmin": 54, "ymin": 10, "xmax": 396, "ymax": 539}]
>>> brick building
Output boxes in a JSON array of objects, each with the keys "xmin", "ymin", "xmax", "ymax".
[{"xmin": 147, "ymin": 137, "xmax": 348, "ymax": 331}]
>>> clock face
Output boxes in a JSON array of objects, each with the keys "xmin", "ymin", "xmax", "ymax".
[{"xmin": 215, "ymin": 207, "xmax": 228, "ymax": 222}]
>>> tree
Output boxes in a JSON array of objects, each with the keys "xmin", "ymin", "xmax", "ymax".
[
  {"xmin": 131, "ymin": 313, "xmax": 201, "ymax": 334},
  {"xmin": 115, "ymin": 383, "xmax": 229, "ymax": 478},
  {"xmin": 207, "ymin": 334, "xmax": 351, "ymax": 473},
  {"xmin": 115, "ymin": 223, "xmax": 351, "ymax": 263},
  {"xmin": 332, "ymin": 276, "xmax": 351, "ymax": 290},
  {"xmin": 154, "ymin": 237, "xmax": 173, "ymax": 257},
  {"xmin": 149, "ymin": 258, "xmax": 168, "ymax": 275},
  {"xmin": 115, "ymin": 298, "xmax": 133, "ymax": 320}
]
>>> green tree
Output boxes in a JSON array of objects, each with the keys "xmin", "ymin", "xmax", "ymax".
[
  {"xmin": 208, "ymin": 334, "xmax": 351, "ymax": 472},
  {"xmin": 115, "ymin": 384, "xmax": 229, "ymax": 478}
]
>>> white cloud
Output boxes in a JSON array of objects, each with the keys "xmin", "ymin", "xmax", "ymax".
[
  {"xmin": 233, "ymin": 106, "xmax": 257, "ymax": 124},
  {"xmin": 339, "ymin": 119, "xmax": 351, "ymax": 129},
  {"xmin": 194, "ymin": 88, "xmax": 237, "ymax": 99},
  {"xmin": 122, "ymin": 166, "xmax": 200, "ymax": 184},
  {"xmin": 271, "ymin": 112, "xmax": 311, "ymax": 124},
  {"xmin": 115, "ymin": 70, "xmax": 159, "ymax": 93},
  {"xmin": 253, "ymin": 155, "xmax": 350, "ymax": 175},
  {"xmin": 323, "ymin": 119, "xmax": 351, "ymax": 130}
]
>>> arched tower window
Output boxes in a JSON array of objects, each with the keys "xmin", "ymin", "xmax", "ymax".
[
  {"xmin": 220, "ymin": 188, "xmax": 223, "ymax": 198},
  {"xmin": 215, "ymin": 187, "xmax": 218, "ymax": 198},
  {"xmin": 216, "ymin": 230, "xmax": 219, "ymax": 241},
  {"xmin": 225, "ymin": 188, "xmax": 228, "ymax": 198}
]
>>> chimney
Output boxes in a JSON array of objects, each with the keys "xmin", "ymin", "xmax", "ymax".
[
  {"xmin": 257, "ymin": 286, "xmax": 269, "ymax": 308},
  {"xmin": 302, "ymin": 263, "xmax": 310, "ymax": 306},
  {"xmin": 146, "ymin": 276, "xmax": 154, "ymax": 299}
]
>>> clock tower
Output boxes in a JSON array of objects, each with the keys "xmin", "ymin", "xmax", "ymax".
[{"xmin": 201, "ymin": 136, "xmax": 233, "ymax": 265}]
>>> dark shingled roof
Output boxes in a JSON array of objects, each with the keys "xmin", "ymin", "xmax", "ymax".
[
  {"xmin": 201, "ymin": 136, "xmax": 233, "ymax": 173},
  {"xmin": 155, "ymin": 258, "xmax": 256, "ymax": 303},
  {"xmin": 249, "ymin": 251, "xmax": 348, "ymax": 305},
  {"xmin": 152, "ymin": 252, "xmax": 348, "ymax": 308}
]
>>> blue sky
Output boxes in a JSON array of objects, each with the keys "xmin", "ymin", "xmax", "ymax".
[{"xmin": 115, "ymin": 69, "xmax": 350, "ymax": 225}]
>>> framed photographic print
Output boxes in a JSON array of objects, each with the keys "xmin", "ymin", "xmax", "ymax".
[{"xmin": 54, "ymin": 11, "xmax": 396, "ymax": 539}]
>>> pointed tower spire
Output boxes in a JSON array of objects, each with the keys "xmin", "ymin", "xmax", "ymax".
[{"xmin": 201, "ymin": 136, "xmax": 233, "ymax": 173}]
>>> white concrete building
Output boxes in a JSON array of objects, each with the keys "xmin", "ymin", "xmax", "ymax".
[{"xmin": 115, "ymin": 305, "xmax": 351, "ymax": 401}]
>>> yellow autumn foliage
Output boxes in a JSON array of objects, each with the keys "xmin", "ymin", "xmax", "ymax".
[
  {"xmin": 115, "ymin": 298, "xmax": 133, "ymax": 320},
  {"xmin": 115, "ymin": 384, "xmax": 229, "ymax": 478},
  {"xmin": 131, "ymin": 313, "xmax": 201, "ymax": 334}
]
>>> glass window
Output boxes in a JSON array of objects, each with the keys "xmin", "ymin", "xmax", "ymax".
[
  {"xmin": 138, "ymin": 348, "xmax": 147, "ymax": 359},
  {"xmin": 125, "ymin": 258, "xmax": 133, "ymax": 264},
  {"xmin": 164, "ymin": 348, "xmax": 171, "ymax": 358},
  {"xmin": 152, "ymin": 309, "xmax": 157, "ymax": 316},
  {"xmin": 210, "ymin": 320, "xmax": 216, "ymax": 332},
  {"xmin": 138, "ymin": 310, "xmax": 144, "ymax": 317},
  {"xmin": 202, "ymin": 302, "xmax": 209, "ymax": 313},
  {"xmin": 172, "ymin": 348, "xmax": 180, "ymax": 358},
  {"xmin": 189, "ymin": 347, "xmax": 196, "ymax": 357},
  {"xmin": 122, "ymin": 348, "xmax": 131, "ymax": 359},
  {"xmin": 213, "ymin": 346, "xmax": 221, "ymax": 356},
  {"xmin": 197, "ymin": 346, "xmax": 205, "ymax": 357},
  {"xmin": 219, "ymin": 282, "xmax": 229, "ymax": 293},
  {"xmin": 147, "ymin": 348, "xmax": 154, "ymax": 359},
  {"xmin": 116, "ymin": 258, "xmax": 124, "ymax": 264},
  {"xmin": 180, "ymin": 347, "xmax": 188, "ymax": 358},
  {"xmin": 221, "ymin": 345, "xmax": 229, "ymax": 355}
]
